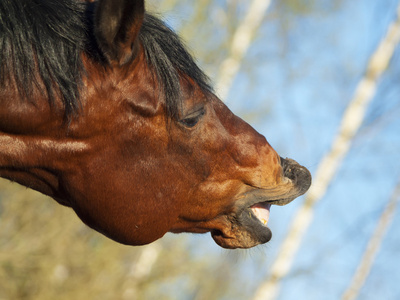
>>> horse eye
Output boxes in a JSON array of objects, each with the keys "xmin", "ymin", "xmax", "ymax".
[
  {"xmin": 179, "ymin": 109, "xmax": 205, "ymax": 128},
  {"xmin": 181, "ymin": 116, "xmax": 200, "ymax": 127}
]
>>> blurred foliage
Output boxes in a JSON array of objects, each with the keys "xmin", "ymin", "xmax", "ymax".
[
  {"xmin": 0, "ymin": 179, "xmax": 240, "ymax": 300},
  {"xmin": 0, "ymin": 0, "xmax": 250, "ymax": 299}
]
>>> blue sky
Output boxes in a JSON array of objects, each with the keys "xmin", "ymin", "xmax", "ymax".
[
  {"xmin": 160, "ymin": 0, "xmax": 400, "ymax": 299},
  {"xmin": 0, "ymin": 1, "xmax": 398, "ymax": 299}
]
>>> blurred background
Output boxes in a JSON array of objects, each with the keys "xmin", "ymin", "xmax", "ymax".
[{"xmin": 1, "ymin": 0, "xmax": 400, "ymax": 299}]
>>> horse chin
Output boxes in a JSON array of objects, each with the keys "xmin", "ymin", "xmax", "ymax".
[
  {"xmin": 209, "ymin": 208, "xmax": 273, "ymax": 249},
  {"xmin": 211, "ymin": 224, "xmax": 272, "ymax": 250}
]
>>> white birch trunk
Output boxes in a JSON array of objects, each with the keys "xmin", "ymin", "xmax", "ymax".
[
  {"xmin": 216, "ymin": 0, "xmax": 272, "ymax": 102},
  {"xmin": 252, "ymin": 3, "xmax": 400, "ymax": 300},
  {"xmin": 341, "ymin": 179, "xmax": 400, "ymax": 300}
]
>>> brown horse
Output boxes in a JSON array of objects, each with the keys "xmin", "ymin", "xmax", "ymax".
[{"xmin": 0, "ymin": 0, "xmax": 311, "ymax": 249}]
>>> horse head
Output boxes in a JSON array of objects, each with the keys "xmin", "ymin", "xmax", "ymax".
[{"xmin": 0, "ymin": 0, "xmax": 311, "ymax": 249}]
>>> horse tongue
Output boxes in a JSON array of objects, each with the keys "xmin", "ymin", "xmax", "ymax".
[{"xmin": 250, "ymin": 203, "xmax": 271, "ymax": 226}]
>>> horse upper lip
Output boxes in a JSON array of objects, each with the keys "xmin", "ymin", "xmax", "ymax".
[
  {"xmin": 239, "ymin": 190, "xmax": 294, "ymax": 208},
  {"xmin": 237, "ymin": 182, "xmax": 307, "ymax": 209},
  {"xmin": 236, "ymin": 158, "xmax": 311, "ymax": 209}
]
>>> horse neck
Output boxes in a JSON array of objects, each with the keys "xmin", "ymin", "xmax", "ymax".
[{"xmin": 0, "ymin": 90, "xmax": 89, "ymax": 204}]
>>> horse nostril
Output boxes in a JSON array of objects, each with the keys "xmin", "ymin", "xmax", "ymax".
[
  {"xmin": 280, "ymin": 157, "xmax": 312, "ymax": 192},
  {"xmin": 280, "ymin": 157, "xmax": 296, "ymax": 180}
]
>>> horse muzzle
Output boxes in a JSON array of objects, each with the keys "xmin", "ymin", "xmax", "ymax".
[
  {"xmin": 280, "ymin": 157, "xmax": 311, "ymax": 197},
  {"xmin": 212, "ymin": 157, "xmax": 311, "ymax": 249}
]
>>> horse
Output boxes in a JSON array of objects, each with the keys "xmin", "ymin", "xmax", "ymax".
[{"xmin": 0, "ymin": 0, "xmax": 311, "ymax": 249}]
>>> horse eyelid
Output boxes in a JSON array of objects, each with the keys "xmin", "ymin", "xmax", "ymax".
[
  {"xmin": 185, "ymin": 108, "xmax": 205, "ymax": 119},
  {"xmin": 179, "ymin": 108, "xmax": 205, "ymax": 128}
]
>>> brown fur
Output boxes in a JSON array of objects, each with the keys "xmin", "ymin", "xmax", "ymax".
[{"xmin": 0, "ymin": 0, "xmax": 311, "ymax": 249}]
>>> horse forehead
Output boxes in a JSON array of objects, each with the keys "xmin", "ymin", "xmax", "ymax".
[
  {"xmin": 82, "ymin": 59, "xmax": 159, "ymax": 115},
  {"xmin": 178, "ymin": 81, "xmax": 208, "ymax": 111}
]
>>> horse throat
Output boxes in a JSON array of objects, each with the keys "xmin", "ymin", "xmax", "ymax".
[{"xmin": 0, "ymin": 131, "xmax": 90, "ymax": 206}]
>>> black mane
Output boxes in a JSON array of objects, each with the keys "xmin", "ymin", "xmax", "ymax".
[
  {"xmin": 0, "ymin": 0, "xmax": 212, "ymax": 119},
  {"xmin": 0, "ymin": 0, "xmax": 86, "ymax": 117},
  {"xmin": 140, "ymin": 14, "xmax": 213, "ymax": 118}
]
